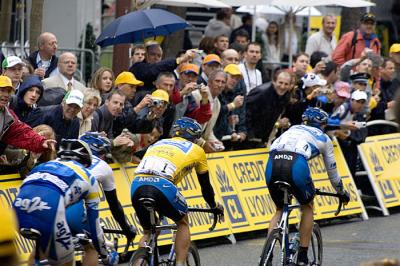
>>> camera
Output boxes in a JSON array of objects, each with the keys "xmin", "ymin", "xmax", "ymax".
[
  {"xmin": 150, "ymin": 98, "xmax": 166, "ymax": 107},
  {"xmin": 194, "ymin": 84, "xmax": 203, "ymax": 90},
  {"xmin": 353, "ymin": 121, "xmax": 367, "ymax": 129}
]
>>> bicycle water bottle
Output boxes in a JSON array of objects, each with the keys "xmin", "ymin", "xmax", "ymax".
[{"xmin": 289, "ymin": 232, "xmax": 300, "ymax": 253}]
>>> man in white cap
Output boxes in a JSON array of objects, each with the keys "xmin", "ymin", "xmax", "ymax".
[
  {"xmin": 26, "ymin": 89, "xmax": 84, "ymax": 145},
  {"xmin": 2, "ymin": 56, "xmax": 25, "ymax": 92}
]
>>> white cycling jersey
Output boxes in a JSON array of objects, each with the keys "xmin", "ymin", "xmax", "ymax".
[
  {"xmin": 89, "ymin": 155, "xmax": 115, "ymax": 192},
  {"xmin": 270, "ymin": 124, "xmax": 343, "ymax": 193}
]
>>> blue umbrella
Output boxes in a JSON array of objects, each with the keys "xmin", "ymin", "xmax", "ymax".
[{"xmin": 96, "ymin": 8, "xmax": 190, "ymax": 47}]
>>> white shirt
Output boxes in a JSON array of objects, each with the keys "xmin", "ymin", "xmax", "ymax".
[
  {"xmin": 305, "ymin": 31, "xmax": 337, "ymax": 57},
  {"xmin": 89, "ymin": 155, "xmax": 115, "ymax": 191},
  {"xmin": 239, "ymin": 62, "xmax": 262, "ymax": 94},
  {"xmin": 36, "ymin": 53, "xmax": 58, "ymax": 77},
  {"xmin": 60, "ymin": 74, "xmax": 75, "ymax": 90}
]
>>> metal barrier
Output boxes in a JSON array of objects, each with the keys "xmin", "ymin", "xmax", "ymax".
[{"xmin": 0, "ymin": 42, "xmax": 96, "ymax": 82}]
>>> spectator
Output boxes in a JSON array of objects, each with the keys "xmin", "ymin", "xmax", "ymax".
[
  {"xmin": 172, "ymin": 64, "xmax": 212, "ymax": 124},
  {"xmin": 129, "ymin": 42, "xmax": 195, "ymax": 92},
  {"xmin": 21, "ymin": 59, "xmax": 34, "ymax": 79},
  {"xmin": 320, "ymin": 61, "xmax": 339, "ymax": 92},
  {"xmin": 309, "ymin": 51, "xmax": 328, "ymax": 73},
  {"xmin": 214, "ymin": 64, "xmax": 246, "ymax": 150},
  {"xmin": 262, "ymin": 21, "xmax": 281, "ymax": 74},
  {"xmin": 42, "ymin": 52, "xmax": 86, "ymax": 92},
  {"xmin": 325, "ymin": 81, "xmax": 351, "ymax": 115},
  {"xmin": 9, "ymin": 75, "xmax": 43, "ymax": 123},
  {"xmin": 204, "ymin": 9, "xmax": 231, "ymax": 38},
  {"xmin": 2, "ymin": 56, "xmax": 24, "ymax": 93},
  {"xmin": 90, "ymin": 67, "xmax": 114, "ymax": 98},
  {"xmin": 280, "ymin": 14, "xmax": 301, "ymax": 62},
  {"xmin": 198, "ymin": 37, "xmax": 216, "ymax": 55},
  {"xmin": 331, "ymin": 90, "xmax": 368, "ymax": 186},
  {"xmin": 78, "ymin": 88, "xmax": 102, "ymax": 135},
  {"xmin": 130, "ymin": 44, "xmax": 146, "ymax": 66},
  {"xmin": 193, "ymin": 70, "xmax": 227, "ymax": 153},
  {"xmin": 213, "ymin": 35, "xmax": 229, "ymax": 56},
  {"xmin": 222, "ymin": 7, "xmax": 242, "ymax": 30},
  {"xmin": 245, "ymin": 70, "xmax": 292, "ymax": 147},
  {"xmin": 92, "ymin": 90, "xmax": 125, "ymax": 138},
  {"xmin": 332, "ymin": 13, "xmax": 381, "ymax": 66},
  {"xmin": 198, "ymin": 54, "xmax": 222, "ymax": 85},
  {"xmin": 221, "ymin": 49, "xmax": 240, "ymax": 67},
  {"xmin": 305, "ymin": 15, "xmax": 337, "ymax": 56},
  {"xmin": 0, "ymin": 76, "xmax": 55, "ymax": 157},
  {"xmin": 290, "ymin": 52, "xmax": 310, "ymax": 82},
  {"xmin": 389, "ymin": 43, "xmax": 400, "ymax": 79},
  {"xmin": 26, "ymin": 89, "xmax": 84, "ymax": 145},
  {"xmin": 232, "ymin": 29, "xmax": 249, "ymax": 47},
  {"xmin": 340, "ymin": 55, "xmax": 372, "ymax": 82},
  {"xmin": 27, "ymin": 32, "xmax": 58, "ymax": 79},
  {"xmin": 112, "ymin": 71, "xmax": 155, "ymax": 137},
  {"xmin": 239, "ymin": 42, "xmax": 263, "ymax": 94},
  {"xmin": 230, "ymin": 13, "xmax": 253, "ymax": 44}
]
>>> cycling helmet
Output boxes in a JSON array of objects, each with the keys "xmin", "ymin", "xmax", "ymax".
[
  {"xmin": 79, "ymin": 132, "xmax": 111, "ymax": 157},
  {"xmin": 172, "ymin": 117, "xmax": 202, "ymax": 141},
  {"xmin": 57, "ymin": 139, "xmax": 93, "ymax": 167},
  {"xmin": 302, "ymin": 107, "xmax": 329, "ymax": 129}
]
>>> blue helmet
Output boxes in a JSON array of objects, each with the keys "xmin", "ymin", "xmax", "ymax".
[
  {"xmin": 172, "ymin": 117, "xmax": 202, "ymax": 141},
  {"xmin": 79, "ymin": 132, "xmax": 111, "ymax": 157},
  {"xmin": 302, "ymin": 107, "xmax": 329, "ymax": 129}
]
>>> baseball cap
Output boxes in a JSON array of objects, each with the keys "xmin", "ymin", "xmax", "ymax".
[
  {"xmin": 301, "ymin": 73, "xmax": 327, "ymax": 89},
  {"xmin": 115, "ymin": 71, "xmax": 144, "ymax": 86},
  {"xmin": 151, "ymin": 89, "xmax": 169, "ymax": 103},
  {"xmin": 0, "ymin": 76, "xmax": 13, "ymax": 91},
  {"xmin": 360, "ymin": 12, "xmax": 376, "ymax": 23},
  {"xmin": 202, "ymin": 54, "xmax": 221, "ymax": 65},
  {"xmin": 2, "ymin": 56, "xmax": 25, "ymax": 69},
  {"xmin": 334, "ymin": 81, "xmax": 351, "ymax": 99},
  {"xmin": 389, "ymin": 43, "xmax": 400, "ymax": 54},
  {"xmin": 351, "ymin": 90, "xmax": 368, "ymax": 101},
  {"xmin": 224, "ymin": 64, "xmax": 242, "ymax": 76},
  {"xmin": 179, "ymin": 63, "xmax": 199, "ymax": 75},
  {"xmin": 350, "ymin": 72, "xmax": 371, "ymax": 84},
  {"xmin": 64, "ymin": 89, "xmax": 84, "ymax": 108}
]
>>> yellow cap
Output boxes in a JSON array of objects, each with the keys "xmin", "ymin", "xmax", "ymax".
[
  {"xmin": 115, "ymin": 71, "xmax": 144, "ymax": 86},
  {"xmin": 0, "ymin": 75, "xmax": 13, "ymax": 91},
  {"xmin": 151, "ymin": 89, "xmax": 169, "ymax": 103},
  {"xmin": 0, "ymin": 205, "xmax": 18, "ymax": 257},
  {"xmin": 202, "ymin": 54, "xmax": 221, "ymax": 65},
  {"xmin": 389, "ymin": 43, "xmax": 400, "ymax": 54},
  {"xmin": 224, "ymin": 64, "xmax": 242, "ymax": 76}
]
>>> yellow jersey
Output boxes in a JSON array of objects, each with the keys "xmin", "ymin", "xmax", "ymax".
[
  {"xmin": 0, "ymin": 204, "xmax": 18, "ymax": 257},
  {"xmin": 135, "ymin": 137, "xmax": 208, "ymax": 184}
]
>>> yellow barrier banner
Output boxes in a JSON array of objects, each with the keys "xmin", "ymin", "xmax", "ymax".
[{"xmin": 358, "ymin": 133, "xmax": 400, "ymax": 215}]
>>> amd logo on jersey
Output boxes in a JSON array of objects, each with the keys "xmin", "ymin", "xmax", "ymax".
[{"xmin": 274, "ymin": 154, "xmax": 293, "ymax": 160}]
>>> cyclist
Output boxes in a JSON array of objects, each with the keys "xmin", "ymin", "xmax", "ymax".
[
  {"xmin": 131, "ymin": 117, "xmax": 224, "ymax": 266},
  {"xmin": 265, "ymin": 107, "xmax": 350, "ymax": 266},
  {"xmin": 65, "ymin": 132, "xmax": 136, "ymax": 265},
  {"xmin": 13, "ymin": 139, "xmax": 118, "ymax": 266}
]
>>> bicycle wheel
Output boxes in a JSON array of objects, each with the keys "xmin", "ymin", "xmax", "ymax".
[
  {"xmin": 259, "ymin": 228, "xmax": 285, "ymax": 266},
  {"xmin": 186, "ymin": 242, "xmax": 201, "ymax": 266},
  {"xmin": 308, "ymin": 223, "xmax": 323, "ymax": 266},
  {"xmin": 130, "ymin": 247, "xmax": 150, "ymax": 266}
]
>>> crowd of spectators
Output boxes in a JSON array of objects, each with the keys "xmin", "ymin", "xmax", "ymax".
[{"xmin": 0, "ymin": 11, "xmax": 399, "ymax": 194}]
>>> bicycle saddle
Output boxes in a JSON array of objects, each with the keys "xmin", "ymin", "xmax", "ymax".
[
  {"xmin": 20, "ymin": 228, "xmax": 41, "ymax": 240},
  {"xmin": 138, "ymin": 197, "xmax": 156, "ymax": 211},
  {"xmin": 274, "ymin": 181, "xmax": 292, "ymax": 191}
]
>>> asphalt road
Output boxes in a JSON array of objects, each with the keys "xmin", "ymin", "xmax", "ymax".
[{"xmin": 122, "ymin": 211, "xmax": 400, "ymax": 265}]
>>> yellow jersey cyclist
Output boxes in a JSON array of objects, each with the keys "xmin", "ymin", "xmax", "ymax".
[
  {"xmin": 266, "ymin": 107, "xmax": 350, "ymax": 266},
  {"xmin": 131, "ymin": 117, "xmax": 224, "ymax": 266}
]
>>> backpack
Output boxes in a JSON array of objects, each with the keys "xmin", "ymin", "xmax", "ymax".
[{"xmin": 351, "ymin": 29, "xmax": 358, "ymax": 59}]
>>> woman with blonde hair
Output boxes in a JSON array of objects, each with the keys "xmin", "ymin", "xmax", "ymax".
[
  {"xmin": 90, "ymin": 67, "xmax": 115, "ymax": 97},
  {"xmin": 78, "ymin": 88, "xmax": 102, "ymax": 135}
]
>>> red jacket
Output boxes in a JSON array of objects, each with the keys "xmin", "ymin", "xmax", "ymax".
[
  {"xmin": 332, "ymin": 29, "xmax": 381, "ymax": 66},
  {"xmin": 1, "ymin": 107, "xmax": 46, "ymax": 153}
]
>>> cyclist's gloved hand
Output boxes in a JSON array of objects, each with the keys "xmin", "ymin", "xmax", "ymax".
[
  {"xmin": 101, "ymin": 251, "xmax": 119, "ymax": 266},
  {"xmin": 340, "ymin": 190, "xmax": 350, "ymax": 205},
  {"xmin": 214, "ymin": 202, "xmax": 225, "ymax": 223},
  {"xmin": 123, "ymin": 225, "xmax": 137, "ymax": 242}
]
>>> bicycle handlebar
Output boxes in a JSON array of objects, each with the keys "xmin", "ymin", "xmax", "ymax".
[
  {"xmin": 315, "ymin": 189, "xmax": 345, "ymax": 216},
  {"xmin": 187, "ymin": 207, "xmax": 222, "ymax": 231}
]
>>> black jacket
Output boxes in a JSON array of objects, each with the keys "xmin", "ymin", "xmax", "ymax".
[
  {"xmin": 28, "ymin": 51, "xmax": 58, "ymax": 79},
  {"xmin": 245, "ymin": 82, "xmax": 290, "ymax": 142}
]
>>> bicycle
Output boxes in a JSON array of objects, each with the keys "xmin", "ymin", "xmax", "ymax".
[
  {"xmin": 259, "ymin": 181, "xmax": 346, "ymax": 266},
  {"xmin": 19, "ymin": 226, "xmax": 132, "ymax": 265},
  {"xmin": 129, "ymin": 197, "xmax": 222, "ymax": 266}
]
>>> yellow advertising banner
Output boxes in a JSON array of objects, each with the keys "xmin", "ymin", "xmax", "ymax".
[{"xmin": 358, "ymin": 133, "xmax": 400, "ymax": 215}]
